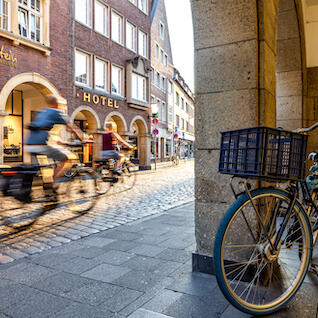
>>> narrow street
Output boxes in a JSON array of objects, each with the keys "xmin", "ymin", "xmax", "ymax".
[{"xmin": 0, "ymin": 161, "xmax": 194, "ymax": 264}]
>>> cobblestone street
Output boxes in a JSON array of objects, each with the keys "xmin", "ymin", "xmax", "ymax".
[{"xmin": 0, "ymin": 161, "xmax": 194, "ymax": 264}]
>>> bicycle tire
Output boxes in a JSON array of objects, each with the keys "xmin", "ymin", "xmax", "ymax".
[
  {"xmin": 0, "ymin": 175, "xmax": 45, "ymax": 231},
  {"xmin": 214, "ymin": 187, "xmax": 312, "ymax": 316},
  {"xmin": 96, "ymin": 164, "xmax": 112, "ymax": 195},
  {"xmin": 65, "ymin": 168, "xmax": 98, "ymax": 214},
  {"xmin": 118, "ymin": 161, "xmax": 137, "ymax": 191}
]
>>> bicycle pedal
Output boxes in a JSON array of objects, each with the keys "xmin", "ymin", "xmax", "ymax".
[{"xmin": 309, "ymin": 263, "xmax": 318, "ymax": 275}]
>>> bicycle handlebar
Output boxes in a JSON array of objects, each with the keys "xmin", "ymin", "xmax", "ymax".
[{"xmin": 293, "ymin": 122, "xmax": 318, "ymax": 134}]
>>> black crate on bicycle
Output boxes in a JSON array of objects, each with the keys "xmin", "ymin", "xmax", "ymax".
[{"xmin": 218, "ymin": 126, "xmax": 308, "ymax": 182}]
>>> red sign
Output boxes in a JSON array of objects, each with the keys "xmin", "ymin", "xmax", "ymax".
[
  {"xmin": 152, "ymin": 118, "xmax": 159, "ymax": 125},
  {"xmin": 174, "ymin": 133, "xmax": 178, "ymax": 139},
  {"xmin": 153, "ymin": 128, "xmax": 159, "ymax": 136}
]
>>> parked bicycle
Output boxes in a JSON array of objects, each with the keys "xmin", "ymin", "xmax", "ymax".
[
  {"xmin": 94, "ymin": 147, "xmax": 137, "ymax": 195},
  {"xmin": 214, "ymin": 125, "xmax": 318, "ymax": 316},
  {"xmin": 0, "ymin": 144, "xmax": 98, "ymax": 231}
]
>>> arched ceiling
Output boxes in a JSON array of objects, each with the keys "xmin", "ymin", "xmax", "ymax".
[{"xmin": 302, "ymin": 0, "xmax": 318, "ymax": 67}]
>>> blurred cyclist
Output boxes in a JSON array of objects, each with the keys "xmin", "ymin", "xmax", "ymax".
[
  {"xmin": 25, "ymin": 96, "xmax": 83, "ymax": 192},
  {"xmin": 97, "ymin": 122, "xmax": 133, "ymax": 174}
]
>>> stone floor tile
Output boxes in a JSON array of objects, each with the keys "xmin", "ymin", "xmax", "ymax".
[
  {"xmin": 54, "ymin": 256, "xmax": 102, "ymax": 274},
  {"xmin": 128, "ymin": 308, "xmax": 173, "ymax": 318},
  {"xmin": 0, "ymin": 253, "xmax": 14, "ymax": 264},
  {"xmin": 155, "ymin": 248, "xmax": 191, "ymax": 263},
  {"xmin": 99, "ymin": 230, "xmax": 142, "ymax": 241},
  {"xmin": 104, "ymin": 240, "xmax": 140, "ymax": 252},
  {"xmin": 69, "ymin": 246, "xmax": 106, "ymax": 258},
  {"xmin": 81, "ymin": 263, "xmax": 131, "ymax": 283},
  {"xmin": 122, "ymin": 255, "xmax": 164, "ymax": 272},
  {"xmin": 30, "ymin": 252, "xmax": 76, "ymax": 268},
  {"xmin": 129, "ymin": 244, "xmax": 167, "ymax": 257},
  {"xmin": 80, "ymin": 237, "xmax": 115, "ymax": 247},
  {"xmin": 94, "ymin": 250, "xmax": 135, "ymax": 265}
]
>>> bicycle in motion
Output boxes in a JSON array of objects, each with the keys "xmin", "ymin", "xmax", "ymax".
[
  {"xmin": 94, "ymin": 147, "xmax": 137, "ymax": 195},
  {"xmin": 0, "ymin": 145, "xmax": 98, "ymax": 231},
  {"xmin": 214, "ymin": 124, "xmax": 318, "ymax": 316}
]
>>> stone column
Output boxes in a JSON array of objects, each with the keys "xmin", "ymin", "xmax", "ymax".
[
  {"xmin": 191, "ymin": 0, "xmax": 278, "ymax": 273},
  {"xmin": 138, "ymin": 134, "xmax": 151, "ymax": 170}
]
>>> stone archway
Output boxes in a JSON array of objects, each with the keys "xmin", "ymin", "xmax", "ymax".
[
  {"xmin": 70, "ymin": 106, "xmax": 100, "ymax": 164},
  {"xmin": 129, "ymin": 116, "xmax": 151, "ymax": 170},
  {"xmin": 0, "ymin": 73, "xmax": 66, "ymax": 164},
  {"xmin": 104, "ymin": 111, "xmax": 128, "ymax": 135}
]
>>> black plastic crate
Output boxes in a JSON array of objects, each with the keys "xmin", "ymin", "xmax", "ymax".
[{"xmin": 218, "ymin": 127, "xmax": 308, "ymax": 182}]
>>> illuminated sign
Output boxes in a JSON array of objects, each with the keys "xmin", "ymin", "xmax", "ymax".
[
  {"xmin": 0, "ymin": 46, "xmax": 17, "ymax": 67},
  {"xmin": 82, "ymin": 92, "xmax": 119, "ymax": 108}
]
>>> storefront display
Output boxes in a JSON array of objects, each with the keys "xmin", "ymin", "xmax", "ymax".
[{"xmin": 3, "ymin": 90, "xmax": 23, "ymax": 162}]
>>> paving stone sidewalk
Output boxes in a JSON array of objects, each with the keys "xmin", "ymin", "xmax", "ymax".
[{"xmin": 0, "ymin": 202, "xmax": 317, "ymax": 318}]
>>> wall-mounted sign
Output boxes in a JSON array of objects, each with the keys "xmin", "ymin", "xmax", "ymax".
[
  {"xmin": 153, "ymin": 128, "xmax": 159, "ymax": 136},
  {"xmin": 82, "ymin": 92, "xmax": 119, "ymax": 108},
  {"xmin": 0, "ymin": 46, "xmax": 17, "ymax": 67},
  {"xmin": 152, "ymin": 118, "xmax": 159, "ymax": 125},
  {"xmin": 174, "ymin": 133, "xmax": 178, "ymax": 139}
]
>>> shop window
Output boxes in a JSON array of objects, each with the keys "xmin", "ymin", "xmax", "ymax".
[
  {"xmin": 166, "ymin": 139, "xmax": 171, "ymax": 157},
  {"xmin": 95, "ymin": 57, "xmax": 108, "ymax": 91},
  {"xmin": 132, "ymin": 72, "xmax": 147, "ymax": 102},
  {"xmin": 111, "ymin": 10, "xmax": 123, "ymax": 45},
  {"xmin": 4, "ymin": 91, "xmax": 23, "ymax": 163},
  {"xmin": 111, "ymin": 64, "xmax": 123, "ymax": 96},
  {"xmin": 138, "ymin": 29, "xmax": 147, "ymax": 58},
  {"xmin": 138, "ymin": 0, "xmax": 147, "ymax": 14},
  {"xmin": 75, "ymin": 0, "xmax": 91, "ymax": 26},
  {"xmin": 0, "ymin": 0, "xmax": 9, "ymax": 31},
  {"xmin": 95, "ymin": 0, "xmax": 108, "ymax": 36},
  {"xmin": 18, "ymin": 0, "xmax": 41, "ymax": 42},
  {"xmin": 126, "ymin": 21, "xmax": 136, "ymax": 52},
  {"xmin": 75, "ymin": 50, "xmax": 91, "ymax": 86}
]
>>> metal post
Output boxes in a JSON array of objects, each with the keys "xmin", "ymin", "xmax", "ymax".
[{"xmin": 154, "ymin": 136, "xmax": 157, "ymax": 170}]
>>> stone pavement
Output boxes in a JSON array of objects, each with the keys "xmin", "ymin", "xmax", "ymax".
[
  {"xmin": 0, "ymin": 202, "xmax": 317, "ymax": 318},
  {"xmin": 0, "ymin": 161, "xmax": 194, "ymax": 264}
]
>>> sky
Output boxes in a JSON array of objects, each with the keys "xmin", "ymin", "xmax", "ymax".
[{"xmin": 164, "ymin": 0, "xmax": 194, "ymax": 91}]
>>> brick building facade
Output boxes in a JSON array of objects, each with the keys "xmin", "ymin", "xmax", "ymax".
[{"xmin": 0, "ymin": 0, "xmax": 152, "ymax": 169}]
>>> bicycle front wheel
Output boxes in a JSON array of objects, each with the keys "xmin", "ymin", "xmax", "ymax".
[
  {"xmin": 118, "ymin": 162, "xmax": 137, "ymax": 191},
  {"xmin": 65, "ymin": 169, "xmax": 98, "ymax": 213},
  {"xmin": 214, "ymin": 187, "xmax": 312, "ymax": 316}
]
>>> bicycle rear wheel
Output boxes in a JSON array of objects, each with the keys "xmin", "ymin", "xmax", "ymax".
[
  {"xmin": 214, "ymin": 187, "xmax": 312, "ymax": 316},
  {"xmin": 65, "ymin": 169, "xmax": 98, "ymax": 213},
  {"xmin": 0, "ymin": 176, "xmax": 45, "ymax": 231}
]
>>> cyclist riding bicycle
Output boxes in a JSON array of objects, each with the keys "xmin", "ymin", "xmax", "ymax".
[
  {"xmin": 97, "ymin": 122, "xmax": 134, "ymax": 174},
  {"xmin": 25, "ymin": 96, "xmax": 83, "ymax": 197}
]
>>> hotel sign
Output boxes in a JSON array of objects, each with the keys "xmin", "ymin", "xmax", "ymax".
[
  {"xmin": 83, "ymin": 92, "xmax": 119, "ymax": 108},
  {"xmin": 0, "ymin": 46, "xmax": 17, "ymax": 67}
]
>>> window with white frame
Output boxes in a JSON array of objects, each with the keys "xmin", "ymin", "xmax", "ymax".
[
  {"xmin": 129, "ymin": 0, "xmax": 137, "ymax": 5},
  {"xmin": 150, "ymin": 69, "xmax": 154, "ymax": 82},
  {"xmin": 156, "ymin": 72, "xmax": 160, "ymax": 87},
  {"xmin": 164, "ymin": 54, "xmax": 168, "ymax": 67},
  {"xmin": 155, "ymin": 43, "xmax": 159, "ymax": 58},
  {"xmin": 111, "ymin": 11, "xmax": 123, "ymax": 44},
  {"xmin": 126, "ymin": 21, "xmax": 136, "ymax": 51},
  {"xmin": 159, "ymin": 21, "xmax": 164, "ymax": 39},
  {"xmin": 161, "ymin": 76, "xmax": 165, "ymax": 91},
  {"xmin": 95, "ymin": 0, "xmax": 108, "ymax": 36},
  {"xmin": 138, "ymin": 29, "xmax": 147, "ymax": 58},
  {"xmin": 75, "ymin": 50, "xmax": 91, "ymax": 86},
  {"xmin": 0, "ymin": 0, "xmax": 9, "ymax": 31},
  {"xmin": 151, "ymin": 95, "xmax": 155, "ymax": 104},
  {"xmin": 75, "ymin": 0, "xmax": 91, "ymax": 26},
  {"xmin": 157, "ymin": 99, "xmax": 161, "ymax": 120},
  {"xmin": 138, "ymin": 0, "xmax": 147, "ymax": 14},
  {"xmin": 95, "ymin": 58, "xmax": 108, "ymax": 91},
  {"xmin": 181, "ymin": 98, "xmax": 184, "ymax": 109},
  {"xmin": 176, "ymin": 92, "xmax": 179, "ymax": 105},
  {"xmin": 181, "ymin": 118, "xmax": 185, "ymax": 130},
  {"xmin": 162, "ymin": 101, "xmax": 166, "ymax": 122},
  {"xmin": 168, "ymin": 104, "xmax": 173, "ymax": 123},
  {"xmin": 18, "ymin": 0, "xmax": 41, "ymax": 42},
  {"xmin": 160, "ymin": 49, "xmax": 164, "ymax": 63},
  {"xmin": 132, "ymin": 72, "xmax": 147, "ymax": 102},
  {"xmin": 185, "ymin": 103, "xmax": 189, "ymax": 113},
  {"xmin": 186, "ymin": 121, "xmax": 189, "ymax": 132},
  {"xmin": 111, "ymin": 64, "xmax": 123, "ymax": 96},
  {"xmin": 168, "ymin": 80, "xmax": 173, "ymax": 94},
  {"xmin": 176, "ymin": 115, "xmax": 180, "ymax": 127}
]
